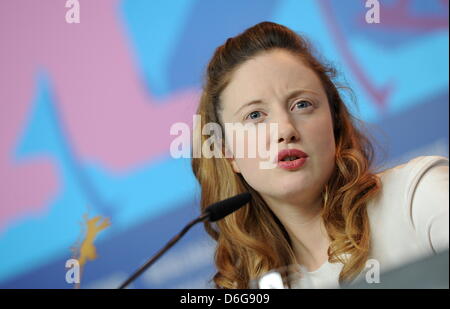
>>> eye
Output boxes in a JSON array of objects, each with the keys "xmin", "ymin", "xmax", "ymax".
[
  {"xmin": 291, "ymin": 100, "xmax": 312, "ymax": 111},
  {"xmin": 245, "ymin": 111, "xmax": 263, "ymax": 121}
]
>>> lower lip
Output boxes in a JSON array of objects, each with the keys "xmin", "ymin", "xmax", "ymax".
[{"xmin": 277, "ymin": 157, "xmax": 308, "ymax": 170}]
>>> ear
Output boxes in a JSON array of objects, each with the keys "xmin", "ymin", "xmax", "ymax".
[{"xmin": 224, "ymin": 141, "xmax": 241, "ymax": 174}]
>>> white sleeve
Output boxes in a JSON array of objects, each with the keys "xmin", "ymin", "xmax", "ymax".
[{"xmin": 410, "ymin": 157, "xmax": 449, "ymax": 254}]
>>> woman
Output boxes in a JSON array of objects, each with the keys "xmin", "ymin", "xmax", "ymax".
[{"xmin": 191, "ymin": 21, "xmax": 449, "ymax": 289}]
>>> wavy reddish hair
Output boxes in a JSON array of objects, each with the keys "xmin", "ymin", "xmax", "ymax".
[{"xmin": 191, "ymin": 21, "xmax": 383, "ymax": 288}]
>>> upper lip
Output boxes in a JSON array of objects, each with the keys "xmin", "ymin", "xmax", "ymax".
[{"xmin": 276, "ymin": 148, "xmax": 309, "ymax": 163}]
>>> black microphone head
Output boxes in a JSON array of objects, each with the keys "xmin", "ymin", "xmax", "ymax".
[{"xmin": 204, "ymin": 192, "xmax": 251, "ymax": 222}]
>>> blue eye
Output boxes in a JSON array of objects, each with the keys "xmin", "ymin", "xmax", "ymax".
[
  {"xmin": 292, "ymin": 100, "xmax": 312, "ymax": 111},
  {"xmin": 246, "ymin": 111, "xmax": 262, "ymax": 120}
]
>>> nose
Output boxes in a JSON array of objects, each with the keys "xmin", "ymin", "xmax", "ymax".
[{"xmin": 276, "ymin": 113, "xmax": 300, "ymax": 144}]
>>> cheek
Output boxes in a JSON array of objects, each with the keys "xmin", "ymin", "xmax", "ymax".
[
  {"xmin": 234, "ymin": 157, "xmax": 260, "ymax": 174},
  {"xmin": 233, "ymin": 156, "xmax": 270, "ymax": 190},
  {"xmin": 308, "ymin": 114, "xmax": 336, "ymax": 172},
  {"xmin": 307, "ymin": 110, "xmax": 335, "ymax": 151},
  {"xmin": 224, "ymin": 125, "xmax": 271, "ymax": 159},
  {"xmin": 316, "ymin": 122, "xmax": 335, "ymax": 153}
]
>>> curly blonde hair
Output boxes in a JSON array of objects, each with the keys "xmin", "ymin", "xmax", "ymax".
[{"xmin": 191, "ymin": 21, "xmax": 382, "ymax": 288}]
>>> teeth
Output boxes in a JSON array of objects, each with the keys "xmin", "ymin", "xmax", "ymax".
[{"xmin": 282, "ymin": 156, "xmax": 298, "ymax": 161}]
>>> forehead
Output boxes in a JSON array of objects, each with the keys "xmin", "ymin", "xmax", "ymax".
[{"xmin": 221, "ymin": 49, "xmax": 324, "ymax": 105}]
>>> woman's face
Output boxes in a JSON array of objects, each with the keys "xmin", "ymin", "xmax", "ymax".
[{"xmin": 219, "ymin": 49, "xmax": 336, "ymax": 205}]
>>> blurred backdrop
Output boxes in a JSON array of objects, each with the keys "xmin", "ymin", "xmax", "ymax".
[{"xmin": 0, "ymin": 0, "xmax": 448, "ymax": 288}]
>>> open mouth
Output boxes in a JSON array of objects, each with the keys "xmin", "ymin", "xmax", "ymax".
[
  {"xmin": 277, "ymin": 148, "xmax": 308, "ymax": 163},
  {"xmin": 280, "ymin": 155, "xmax": 301, "ymax": 162},
  {"xmin": 276, "ymin": 149, "xmax": 309, "ymax": 170}
]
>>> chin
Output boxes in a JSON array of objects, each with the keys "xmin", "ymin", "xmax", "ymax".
[{"xmin": 271, "ymin": 185, "xmax": 307, "ymax": 200}]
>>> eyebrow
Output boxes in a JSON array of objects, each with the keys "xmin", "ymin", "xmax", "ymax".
[{"xmin": 233, "ymin": 89, "xmax": 320, "ymax": 116}]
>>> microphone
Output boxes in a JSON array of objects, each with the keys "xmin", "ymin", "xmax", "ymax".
[
  {"xmin": 204, "ymin": 191, "xmax": 252, "ymax": 222},
  {"xmin": 118, "ymin": 192, "xmax": 251, "ymax": 289}
]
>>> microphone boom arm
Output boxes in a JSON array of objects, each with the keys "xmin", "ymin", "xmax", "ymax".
[
  {"xmin": 117, "ymin": 192, "xmax": 251, "ymax": 289},
  {"xmin": 118, "ymin": 213, "xmax": 209, "ymax": 289}
]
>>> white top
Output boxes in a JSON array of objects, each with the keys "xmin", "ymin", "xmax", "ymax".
[{"xmin": 301, "ymin": 155, "xmax": 449, "ymax": 289}]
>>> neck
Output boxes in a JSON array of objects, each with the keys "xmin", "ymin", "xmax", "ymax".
[{"xmin": 264, "ymin": 194, "xmax": 331, "ymax": 272}]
